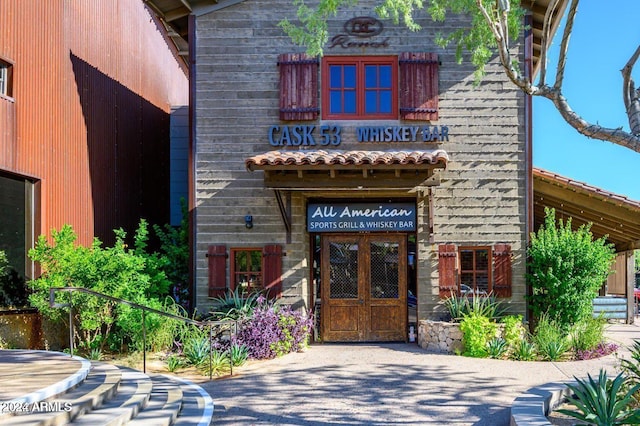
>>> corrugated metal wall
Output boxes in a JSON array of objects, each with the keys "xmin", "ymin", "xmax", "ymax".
[{"xmin": 0, "ymin": 0, "xmax": 188, "ymax": 246}]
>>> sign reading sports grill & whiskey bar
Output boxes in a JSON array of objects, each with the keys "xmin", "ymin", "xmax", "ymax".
[
  {"xmin": 307, "ymin": 202, "xmax": 416, "ymax": 232},
  {"xmin": 268, "ymin": 124, "xmax": 449, "ymax": 146}
]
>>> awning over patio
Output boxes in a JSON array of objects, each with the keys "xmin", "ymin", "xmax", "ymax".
[{"xmin": 533, "ymin": 168, "xmax": 640, "ymax": 252}]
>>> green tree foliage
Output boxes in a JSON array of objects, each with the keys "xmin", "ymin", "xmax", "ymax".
[
  {"xmin": 28, "ymin": 223, "xmax": 180, "ymax": 352},
  {"xmin": 279, "ymin": 0, "xmax": 524, "ymax": 83},
  {"xmin": 527, "ymin": 208, "xmax": 615, "ymax": 330}
]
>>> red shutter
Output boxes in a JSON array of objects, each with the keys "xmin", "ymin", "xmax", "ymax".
[
  {"xmin": 278, "ymin": 53, "xmax": 319, "ymax": 121},
  {"xmin": 438, "ymin": 244, "xmax": 457, "ymax": 298},
  {"xmin": 207, "ymin": 245, "xmax": 227, "ymax": 298},
  {"xmin": 399, "ymin": 52, "xmax": 439, "ymax": 121},
  {"xmin": 263, "ymin": 244, "xmax": 283, "ymax": 298},
  {"xmin": 493, "ymin": 244, "xmax": 512, "ymax": 298}
]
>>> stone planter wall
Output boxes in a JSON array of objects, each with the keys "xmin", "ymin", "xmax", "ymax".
[
  {"xmin": 418, "ymin": 319, "xmax": 508, "ymax": 354},
  {"xmin": 417, "ymin": 320, "xmax": 464, "ymax": 353}
]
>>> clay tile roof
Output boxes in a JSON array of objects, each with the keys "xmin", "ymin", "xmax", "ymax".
[
  {"xmin": 533, "ymin": 167, "xmax": 640, "ymax": 210},
  {"xmin": 245, "ymin": 149, "xmax": 449, "ymax": 171}
]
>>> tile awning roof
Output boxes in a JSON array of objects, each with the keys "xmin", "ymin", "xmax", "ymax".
[{"xmin": 245, "ymin": 149, "xmax": 449, "ymax": 171}]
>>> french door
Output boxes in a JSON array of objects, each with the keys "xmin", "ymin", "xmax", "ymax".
[{"xmin": 321, "ymin": 234, "xmax": 407, "ymax": 342}]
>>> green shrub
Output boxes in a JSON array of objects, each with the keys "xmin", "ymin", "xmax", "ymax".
[
  {"xmin": 459, "ymin": 312, "xmax": 497, "ymax": 358},
  {"xmin": 527, "ymin": 208, "xmax": 615, "ymax": 330},
  {"xmin": 558, "ymin": 369, "xmax": 640, "ymax": 426},
  {"xmin": 28, "ymin": 223, "xmax": 183, "ymax": 353},
  {"xmin": 501, "ymin": 315, "xmax": 526, "ymax": 348}
]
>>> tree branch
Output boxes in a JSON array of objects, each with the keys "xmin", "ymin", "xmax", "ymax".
[
  {"xmin": 554, "ymin": 0, "xmax": 579, "ymax": 90},
  {"xmin": 622, "ymin": 45, "xmax": 640, "ymax": 135},
  {"xmin": 538, "ymin": 87, "xmax": 640, "ymax": 152},
  {"xmin": 539, "ymin": 0, "xmax": 563, "ymax": 87}
]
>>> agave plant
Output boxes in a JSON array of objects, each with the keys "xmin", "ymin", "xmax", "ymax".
[
  {"xmin": 229, "ymin": 344, "xmax": 249, "ymax": 367},
  {"xmin": 486, "ymin": 338, "xmax": 508, "ymax": 359},
  {"xmin": 209, "ymin": 288, "xmax": 262, "ymax": 321},
  {"xmin": 200, "ymin": 349, "xmax": 231, "ymax": 376},
  {"xmin": 183, "ymin": 337, "xmax": 211, "ymax": 366},
  {"xmin": 512, "ymin": 339, "xmax": 536, "ymax": 361},
  {"xmin": 558, "ymin": 369, "xmax": 640, "ymax": 426}
]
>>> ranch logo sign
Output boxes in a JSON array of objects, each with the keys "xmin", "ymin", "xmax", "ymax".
[
  {"xmin": 328, "ymin": 16, "xmax": 389, "ymax": 49},
  {"xmin": 307, "ymin": 202, "xmax": 416, "ymax": 232}
]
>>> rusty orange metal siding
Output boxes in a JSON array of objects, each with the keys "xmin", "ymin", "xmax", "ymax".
[{"xmin": 0, "ymin": 1, "xmax": 188, "ymax": 246}]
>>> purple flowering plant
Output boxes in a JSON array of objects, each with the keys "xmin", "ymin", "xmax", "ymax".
[{"xmin": 232, "ymin": 295, "xmax": 313, "ymax": 359}]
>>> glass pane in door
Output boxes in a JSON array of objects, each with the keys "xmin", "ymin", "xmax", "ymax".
[
  {"xmin": 370, "ymin": 241, "xmax": 399, "ymax": 299},
  {"xmin": 329, "ymin": 242, "xmax": 358, "ymax": 299}
]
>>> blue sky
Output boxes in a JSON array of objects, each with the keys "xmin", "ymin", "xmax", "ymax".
[{"xmin": 533, "ymin": 1, "xmax": 640, "ymax": 201}]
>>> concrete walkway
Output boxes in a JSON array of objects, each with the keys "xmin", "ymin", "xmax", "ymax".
[{"xmin": 194, "ymin": 323, "xmax": 640, "ymax": 426}]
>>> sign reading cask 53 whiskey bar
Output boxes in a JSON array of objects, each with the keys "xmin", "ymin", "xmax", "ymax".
[{"xmin": 307, "ymin": 202, "xmax": 416, "ymax": 232}]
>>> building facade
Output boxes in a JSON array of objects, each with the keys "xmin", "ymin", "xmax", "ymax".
[
  {"xmin": 0, "ymin": 1, "xmax": 188, "ymax": 287},
  {"xmin": 193, "ymin": 0, "xmax": 530, "ymax": 341}
]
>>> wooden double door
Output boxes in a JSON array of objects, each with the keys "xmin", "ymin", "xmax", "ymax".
[{"xmin": 321, "ymin": 234, "xmax": 407, "ymax": 342}]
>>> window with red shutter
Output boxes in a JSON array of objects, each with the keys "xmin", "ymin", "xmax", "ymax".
[
  {"xmin": 279, "ymin": 53, "xmax": 319, "ymax": 121},
  {"xmin": 207, "ymin": 245, "xmax": 227, "ymax": 298},
  {"xmin": 399, "ymin": 52, "xmax": 439, "ymax": 121},
  {"xmin": 438, "ymin": 244, "xmax": 457, "ymax": 298},
  {"xmin": 493, "ymin": 244, "xmax": 512, "ymax": 298},
  {"xmin": 459, "ymin": 247, "xmax": 492, "ymax": 296},
  {"xmin": 321, "ymin": 56, "xmax": 398, "ymax": 120},
  {"xmin": 230, "ymin": 248, "xmax": 263, "ymax": 294},
  {"xmin": 262, "ymin": 244, "xmax": 283, "ymax": 299}
]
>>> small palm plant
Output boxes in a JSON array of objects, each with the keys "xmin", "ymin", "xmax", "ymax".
[{"xmin": 557, "ymin": 369, "xmax": 640, "ymax": 426}]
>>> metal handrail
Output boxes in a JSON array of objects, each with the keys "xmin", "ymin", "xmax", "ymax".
[{"xmin": 49, "ymin": 286, "xmax": 236, "ymax": 379}]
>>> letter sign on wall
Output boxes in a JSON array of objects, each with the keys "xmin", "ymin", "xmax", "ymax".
[{"xmin": 307, "ymin": 202, "xmax": 417, "ymax": 232}]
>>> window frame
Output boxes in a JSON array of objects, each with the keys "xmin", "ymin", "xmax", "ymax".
[
  {"xmin": 458, "ymin": 246, "xmax": 492, "ymax": 296},
  {"xmin": 230, "ymin": 247, "xmax": 263, "ymax": 294},
  {"xmin": 321, "ymin": 55, "xmax": 398, "ymax": 120},
  {"xmin": 0, "ymin": 58, "xmax": 14, "ymax": 99}
]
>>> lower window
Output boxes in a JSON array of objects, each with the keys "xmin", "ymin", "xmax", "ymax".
[
  {"xmin": 231, "ymin": 248, "xmax": 263, "ymax": 294},
  {"xmin": 459, "ymin": 247, "xmax": 491, "ymax": 296}
]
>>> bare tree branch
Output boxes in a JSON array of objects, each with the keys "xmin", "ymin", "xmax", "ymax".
[
  {"xmin": 622, "ymin": 45, "xmax": 640, "ymax": 135},
  {"xmin": 554, "ymin": 0, "xmax": 579, "ymax": 90},
  {"xmin": 539, "ymin": 0, "xmax": 563, "ymax": 87}
]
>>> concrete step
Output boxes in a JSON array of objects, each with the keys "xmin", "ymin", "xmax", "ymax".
[
  {"xmin": 69, "ymin": 367, "xmax": 152, "ymax": 426},
  {"xmin": 127, "ymin": 375, "xmax": 183, "ymax": 426},
  {"xmin": 1, "ymin": 362, "xmax": 122, "ymax": 426},
  {"xmin": 0, "ymin": 350, "xmax": 214, "ymax": 426}
]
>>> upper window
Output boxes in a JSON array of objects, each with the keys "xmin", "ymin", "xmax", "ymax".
[
  {"xmin": 0, "ymin": 59, "xmax": 13, "ymax": 98},
  {"xmin": 322, "ymin": 56, "xmax": 398, "ymax": 120}
]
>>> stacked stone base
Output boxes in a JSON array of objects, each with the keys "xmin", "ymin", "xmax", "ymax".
[{"xmin": 417, "ymin": 320, "xmax": 463, "ymax": 354}]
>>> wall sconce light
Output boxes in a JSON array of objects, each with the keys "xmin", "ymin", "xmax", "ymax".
[{"xmin": 245, "ymin": 214, "xmax": 253, "ymax": 229}]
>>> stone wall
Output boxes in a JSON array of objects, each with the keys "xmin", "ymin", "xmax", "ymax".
[{"xmin": 417, "ymin": 320, "xmax": 464, "ymax": 354}]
